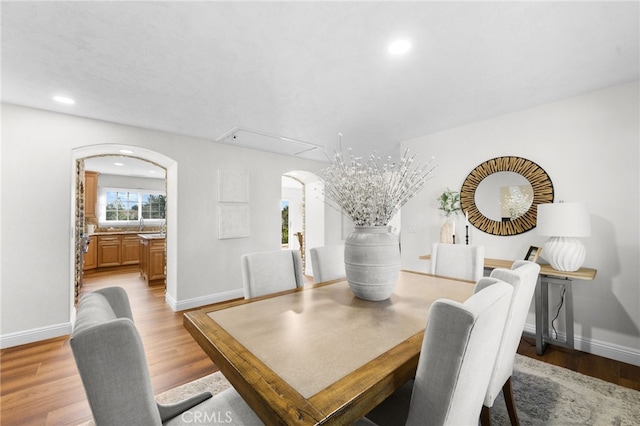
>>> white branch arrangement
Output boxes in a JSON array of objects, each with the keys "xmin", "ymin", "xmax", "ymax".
[{"xmin": 322, "ymin": 148, "xmax": 437, "ymax": 226}]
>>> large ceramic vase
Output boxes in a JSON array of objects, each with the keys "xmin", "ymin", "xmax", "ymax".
[{"xmin": 344, "ymin": 226, "xmax": 400, "ymax": 301}]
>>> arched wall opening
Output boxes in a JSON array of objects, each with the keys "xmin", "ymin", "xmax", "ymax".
[
  {"xmin": 281, "ymin": 170, "xmax": 324, "ymax": 277},
  {"xmin": 70, "ymin": 145, "xmax": 178, "ymax": 315}
]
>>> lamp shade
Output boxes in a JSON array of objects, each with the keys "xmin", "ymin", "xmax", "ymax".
[{"xmin": 537, "ymin": 202, "xmax": 591, "ymax": 237}]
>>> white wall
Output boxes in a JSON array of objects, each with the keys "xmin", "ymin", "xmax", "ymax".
[
  {"xmin": 324, "ymin": 207, "xmax": 345, "ymax": 246},
  {"xmin": 305, "ymin": 180, "xmax": 325, "ymax": 277},
  {"xmin": 0, "ymin": 103, "xmax": 332, "ymax": 346},
  {"xmin": 401, "ymin": 81, "xmax": 640, "ymax": 365}
]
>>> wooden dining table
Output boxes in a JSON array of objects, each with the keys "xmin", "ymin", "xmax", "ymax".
[{"xmin": 184, "ymin": 270, "xmax": 475, "ymax": 425}]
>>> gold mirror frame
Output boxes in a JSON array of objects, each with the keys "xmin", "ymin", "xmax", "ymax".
[{"xmin": 460, "ymin": 156, "xmax": 554, "ymax": 236}]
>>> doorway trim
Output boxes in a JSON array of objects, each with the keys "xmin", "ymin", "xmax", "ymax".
[{"xmin": 70, "ymin": 144, "xmax": 178, "ymax": 317}]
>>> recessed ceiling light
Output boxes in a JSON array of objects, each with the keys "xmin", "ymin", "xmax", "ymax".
[
  {"xmin": 53, "ymin": 95, "xmax": 75, "ymax": 105},
  {"xmin": 119, "ymin": 149, "xmax": 134, "ymax": 154},
  {"xmin": 388, "ymin": 39, "xmax": 411, "ymax": 55},
  {"xmin": 114, "ymin": 162, "xmax": 124, "ymax": 166}
]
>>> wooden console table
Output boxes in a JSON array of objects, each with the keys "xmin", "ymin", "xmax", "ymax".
[{"xmin": 419, "ymin": 255, "xmax": 597, "ymax": 355}]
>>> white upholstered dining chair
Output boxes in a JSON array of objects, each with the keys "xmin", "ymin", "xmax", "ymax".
[
  {"xmin": 310, "ymin": 245, "xmax": 346, "ymax": 283},
  {"xmin": 430, "ymin": 242, "xmax": 485, "ymax": 281},
  {"xmin": 241, "ymin": 249, "xmax": 304, "ymax": 299},
  {"xmin": 361, "ymin": 279, "xmax": 513, "ymax": 426},
  {"xmin": 476, "ymin": 260, "xmax": 541, "ymax": 426},
  {"xmin": 70, "ymin": 287, "xmax": 263, "ymax": 426}
]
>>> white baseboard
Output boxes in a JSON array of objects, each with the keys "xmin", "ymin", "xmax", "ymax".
[
  {"xmin": 523, "ymin": 323, "xmax": 640, "ymax": 366},
  {"xmin": 165, "ymin": 289, "xmax": 244, "ymax": 312},
  {"xmin": 1, "ymin": 322, "xmax": 72, "ymax": 349},
  {"xmin": 574, "ymin": 335, "xmax": 640, "ymax": 367}
]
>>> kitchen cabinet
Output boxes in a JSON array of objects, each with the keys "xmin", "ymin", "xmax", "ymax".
[
  {"xmin": 95, "ymin": 234, "xmax": 142, "ymax": 269},
  {"xmin": 121, "ymin": 235, "xmax": 141, "ymax": 265},
  {"xmin": 97, "ymin": 235, "xmax": 121, "ymax": 267},
  {"xmin": 139, "ymin": 235, "xmax": 166, "ymax": 286},
  {"xmin": 83, "ymin": 236, "xmax": 97, "ymax": 271},
  {"xmin": 84, "ymin": 171, "xmax": 99, "ymax": 220}
]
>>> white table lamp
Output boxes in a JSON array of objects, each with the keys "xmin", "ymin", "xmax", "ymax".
[{"xmin": 537, "ymin": 202, "xmax": 591, "ymax": 272}]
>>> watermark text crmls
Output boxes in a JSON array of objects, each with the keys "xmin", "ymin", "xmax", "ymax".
[{"xmin": 181, "ymin": 410, "xmax": 234, "ymax": 424}]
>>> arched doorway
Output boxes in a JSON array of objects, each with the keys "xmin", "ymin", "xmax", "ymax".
[
  {"xmin": 281, "ymin": 171, "xmax": 324, "ymax": 276},
  {"xmin": 70, "ymin": 145, "xmax": 178, "ymax": 314}
]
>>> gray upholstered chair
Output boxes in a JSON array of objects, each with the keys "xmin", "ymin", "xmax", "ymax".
[
  {"xmin": 241, "ymin": 249, "xmax": 304, "ymax": 299},
  {"xmin": 430, "ymin": 242, "xmax": 485, "ymax": 281},
  {"xmin": 361, "ymin": 279, "xmax": 513, "ymax": 426},
  {"xmin": 477, "ymin": 260, "xmax": 541, "ymax": 426},
  {"xmin": 310, "ymin": 245, "xmax": 346, "ymax": 283},
  {"xmin": 70, "ymin": 287, "xmax": 263, "ymax": 426}
]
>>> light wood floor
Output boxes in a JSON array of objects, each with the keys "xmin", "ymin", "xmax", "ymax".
[{"xmin": 2, "ymin": 270, "xmax": 639, "ymax": 425}]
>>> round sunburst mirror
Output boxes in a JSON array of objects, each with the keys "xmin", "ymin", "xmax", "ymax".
[{"xmin": 460, "ymin": 156, "xmax": 554, "ymax": 236}]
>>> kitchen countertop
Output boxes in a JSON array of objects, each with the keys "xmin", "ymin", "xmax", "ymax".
[
  {"xmin": 90, "ymin": 230, "xmax": 161, "ymax": 236},
  {"xmin": 138, "ymin": 233, "xmax": 166, "ymax": 240}
]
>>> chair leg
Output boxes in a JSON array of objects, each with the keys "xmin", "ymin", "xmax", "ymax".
[
  {"xmin": 503, "ymin": 377, "xmax": 520, "ymax": 426},
  {"xmin": 480, "ymin": 405, "xmax": 491, "ymax": 426}
]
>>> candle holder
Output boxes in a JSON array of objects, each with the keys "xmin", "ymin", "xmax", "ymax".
[{"xmin": 464, "ymin": 211, "xmax": 470, "ymax": 245}]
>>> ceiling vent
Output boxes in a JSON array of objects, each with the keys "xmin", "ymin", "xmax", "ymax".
[{"xmin": 215, "ymin": 127, "xmax": 323, "ymax": 158}]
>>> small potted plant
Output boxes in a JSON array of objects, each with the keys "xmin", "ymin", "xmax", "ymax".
[{"xmin": 437, "ymin": 188, "xmax": 461, "ymax": 243}]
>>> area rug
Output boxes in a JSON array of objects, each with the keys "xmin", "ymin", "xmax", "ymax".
[
  {"xmin": 79, "ymin": 355, "xmax": 639, "ymax": 425},
  {"xmin": 491, "ymin": 355, "xmax": 640, "ymax": 425}
]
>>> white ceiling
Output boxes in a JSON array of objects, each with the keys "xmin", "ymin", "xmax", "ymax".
[{"xmin": 2, "ymin": 1, "xmax": 638, "ymax": 163}]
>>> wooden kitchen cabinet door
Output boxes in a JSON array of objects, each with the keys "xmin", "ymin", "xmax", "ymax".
[
  {"xmin": 84, "ymin": 171, "xmax": 99, "ymax": 219},
  {"xmin": 97, "ymin": 235, "xmax": 120, "ymax": 267}
]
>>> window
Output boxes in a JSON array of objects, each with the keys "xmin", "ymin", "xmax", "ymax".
[
  {"xmin": 105, "ymin": 191, "xmax": 140, "ymax": 221},
  {"xmin": 99, "ymin": 188, "xmax": 166, "ymax": 226},
  {"xmin": 140, "ymin": 193, "xmax": 166, "ymax": 219}
]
